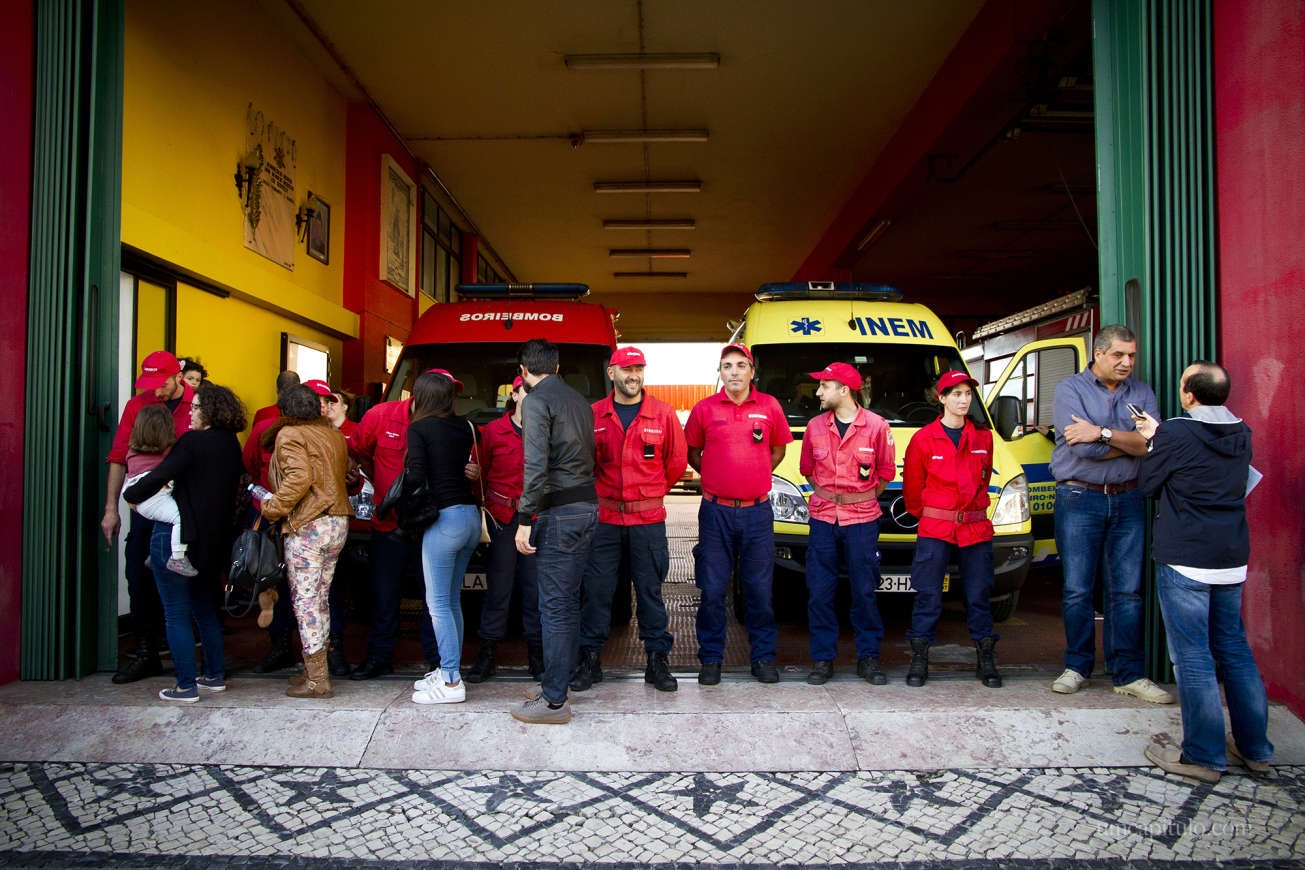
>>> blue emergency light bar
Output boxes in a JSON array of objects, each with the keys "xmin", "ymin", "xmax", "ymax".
[
  {"xmin": 455, "ymin": 283, "xmax": 590, "ymax": 300},
  {"xmin": 755, "ymin": 281, "xmax": 902, "ymax": 302}
]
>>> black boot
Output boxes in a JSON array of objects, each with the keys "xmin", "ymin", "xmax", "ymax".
[
  {"xmin": 252, "ymin": 629, "xmax": 295, "ymax": 673},
  {"xmin": 463, "ymin": 641, "xmax": 497, "ymax": 684},
  {"xmin": 976, "ymin": 636, "xmax": 1003, "ymax": 688},
  {"xmin": 906, "ymin": 637, "xmax": 930, "ymax": 687},
  {"xmin": 527, "ymin": 641, "xmax": 545, "ymax": 681},
  {"xmin": 326, "ymin": 633, "xmax": 351, "ymax": 677},
  {"xmin": 568, "ymin": 649, "xmax": 603, "ymax": 692},
  {"xmin": 856, "ymin": 657, "xmax": 888, "ymax": 686},
  {"xmin": 645, "ymin": 651, "xmax": 678, "ymax": 692},
  {"xmin": 112, "ymin": 636, "xmax": 162, "ymax": 684}
]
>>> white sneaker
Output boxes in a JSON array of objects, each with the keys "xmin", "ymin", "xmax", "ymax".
[
  {"xmin": 1114, "ymin": 677, "xmax": 1175, "ymax": 704},
  {"xmin": 413, "ymin": 680, "xmax": 466, "ymax": 705},
  {"xmin": 1051, "ymin": 669, "xmax": 1088, "ymax": 694},
  {"xmin": 413, "ymin": 670, "xmax": 441, "ymax": 692}
]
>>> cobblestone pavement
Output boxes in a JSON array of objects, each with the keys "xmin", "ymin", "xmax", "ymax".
[{"xmin": 0, "ymin": 760, "xmax": 1302, "ymax": 867}]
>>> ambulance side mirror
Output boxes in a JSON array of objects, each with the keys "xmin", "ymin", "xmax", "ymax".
[{"xmin": 991, "ymin": 395, "xmax": 1023, "ymax": 441}]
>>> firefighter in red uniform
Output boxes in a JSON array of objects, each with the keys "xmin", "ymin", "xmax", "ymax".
[
  {"xmin": 462, "ymin": 376, "xmax": 544, "ymax": 683},
  {"xmin": 901, "ymin": 370, "xmax": 1003, "ymax": 688},
  {"xmin": 798, "ymin": 362, "xmax": 896, "ymax": 686},
  {"xmin": 570, "ymin": 346, "xmax": 688, "ymax": 693}
]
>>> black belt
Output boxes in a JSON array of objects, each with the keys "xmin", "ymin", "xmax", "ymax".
[{"xmin": 1059, "ymin": 478, "xmax": 1138, "ymax": 494}]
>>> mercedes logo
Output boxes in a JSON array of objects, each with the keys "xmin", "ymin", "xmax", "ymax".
[{"xmin": 889, "ymin": 496, "xmax": 919, "ymax": 529}]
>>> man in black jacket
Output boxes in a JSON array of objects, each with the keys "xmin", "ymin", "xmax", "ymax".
[
  {"xmin": 511, "ymin": 338, "xmax": 599, "ymax": 724},
  {"xmin": 1136, "ymin": 361, "xmax": 1273, "ymax": 783}
]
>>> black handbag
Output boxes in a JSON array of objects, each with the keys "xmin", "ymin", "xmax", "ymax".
[
  {"xmin": 226, "ymin": 517, "xmax": 285, "ymax": 616},
  {"xmin": 377, "ymin": 469, "xmax": 406, "ymax": 518},
  {"xmin": 397, "ymin": 480, "xmax": 441, "ymax": 536}
]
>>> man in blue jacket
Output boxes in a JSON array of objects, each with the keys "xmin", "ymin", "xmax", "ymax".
[{"xmin": 1136, "ymin": 361, "xmax": 1273, "ymax": 784}]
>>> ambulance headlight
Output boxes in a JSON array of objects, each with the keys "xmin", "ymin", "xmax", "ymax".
[
  {"xmin": 991, "ymin": 473, "xmax": 1030, "ymax": 527},
  {"xmin": 770, "ymin": 476, "xmax": 809, "ymax": 524}
]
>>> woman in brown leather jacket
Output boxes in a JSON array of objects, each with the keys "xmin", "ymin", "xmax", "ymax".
[{"xmin": 260, "ymin": 384, "xmax": 352, "ymax": 698}]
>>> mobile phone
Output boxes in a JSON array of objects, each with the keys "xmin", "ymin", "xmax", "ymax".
[{"xmin": 1126, "ymin": 402, "xmax": 1146, "ymax": 418}]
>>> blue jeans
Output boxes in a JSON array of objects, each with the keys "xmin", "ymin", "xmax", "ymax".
[
  {"xmin": 478, "ymin": 517, "xmax": 541, "ymax": 643},
  {"xmin": 806, "ymin": 519, "xmax": 884, "ymax": 660},
  {"xmin": 420, "ymin": 504, "xmax": 481, "ymax": 683},
  {"xmin": 1156, "ymin": 565, "xmax": 1273, "ymax": 771},
  {"xmin": 150, "ymin": 523, "xmax": 224, "ymax": 690},
  {"xmin": 365, "ymin": 529, "xmax": 440, "ymax": 664},
  {"xmin": 534, "ymin": 502, "xmax": 599, "ymax": 704},
  {"xmin": 694, "ymin": 499, "xmax": 776, "ymax": 663},
  {"xmin": 579, "ymin": 521, "xmax": 673, "ymax": 655},
  {"xmin": 1055, "ymin": 485, "xmax": 1145, "ymax": 685},
  {"xmin": 907, "ymin": 537, "xmax": 997, "ymax": 643}
]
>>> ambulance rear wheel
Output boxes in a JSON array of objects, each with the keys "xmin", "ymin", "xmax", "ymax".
[{"xmin": 990, "ymin": 591, "xmax": 1019, "ymax": 623}]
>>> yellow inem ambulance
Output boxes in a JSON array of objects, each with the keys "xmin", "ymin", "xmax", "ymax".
[{"xmin": 736, "ymin": 282, "xmax": 1089, "ymax": 621}]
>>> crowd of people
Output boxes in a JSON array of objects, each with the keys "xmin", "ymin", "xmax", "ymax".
[{"xmin": 99, "ymin": 326, "xmax": 1273, "ymax": 782}]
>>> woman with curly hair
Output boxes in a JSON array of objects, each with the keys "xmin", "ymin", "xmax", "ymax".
[
  {"xmin": 124, "ymin": 382, "xmax": 246, "ymax": 703},
  {"xmin": 259, "ymin": 384, "xmax": 352, "ymax": 698}
]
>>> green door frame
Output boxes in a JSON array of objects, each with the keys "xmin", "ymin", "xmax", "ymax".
[
  {"xmin": 1093, "ymin": 0, "xmax": 1218, "ymax": 681},
  {"xmin": 21, "ymin": 0, "xmax": 124, "ymax": 678}
]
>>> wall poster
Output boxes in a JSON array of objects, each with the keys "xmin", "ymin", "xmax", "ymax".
[
  {"xmin": 380, "ymin": 154, "xmax": 416, "ymax": 294},
  {"xmin": 241, "ymin": 103, "xmax": 296, "ymax": 270}
]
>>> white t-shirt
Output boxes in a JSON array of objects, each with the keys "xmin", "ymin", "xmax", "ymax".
[{"xmin": 1169, "ymin": 564, "xmax": 1248, "ymax": 585}]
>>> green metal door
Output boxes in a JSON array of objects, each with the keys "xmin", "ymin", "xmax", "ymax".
[
  {"xmin": 1093, "ymin": 0, "xmax": 1218, "ymax": 681},
  {"xmin": 22, "ymin": 0, "xmax": 124, "ymax": 678}
]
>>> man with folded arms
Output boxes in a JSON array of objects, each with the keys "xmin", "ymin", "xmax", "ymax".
[{"xmin": 1049, "ymin": 324, "xmax": 1172, "ymax": 703}]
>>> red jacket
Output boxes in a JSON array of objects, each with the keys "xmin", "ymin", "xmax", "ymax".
[
  {"xmin": 902, "ymin": 417, "xmax": 994, "ymax": 546},
  {"xmin": 106, "ymin": 384, "xmax": 194, "ymax": 465},
  {"xmin": 242, "ymin": 416, "xmax": 277, "ymax": 488},
  {"xmin": 347, "ymin": 398, "xmax": 412, "ymax": 533},
  {"xmin": 592, "ymin": 392, "xmax": 688, "ymax": 526},
  {"xmin": 251, "ymin": 404, "xmax": 279, "ymax": 428},
  {"xmin": 476, "ymin": 413, "xmax": 524, "ymax": 526},
  {"xmin": 798, "ymin": 407, "xmax": 896, "ymax": 525}
]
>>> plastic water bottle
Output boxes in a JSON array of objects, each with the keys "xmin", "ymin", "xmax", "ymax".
[{"xmin": 248, "ymin": 483, "xmax": 271, "ymax": 502}]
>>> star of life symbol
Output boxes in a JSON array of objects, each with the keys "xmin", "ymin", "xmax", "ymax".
[{"xmin": 790, "ymin": 317, "xmax": 822, "ymax": 335}]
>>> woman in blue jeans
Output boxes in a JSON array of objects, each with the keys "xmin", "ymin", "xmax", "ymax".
[
  {"xmin": 123, "ymin": 383, "xmax": 245, "ymax": 702},
  {"xmin": 405, "ymin": 369, "xmax": 480, "ymax": 704}
]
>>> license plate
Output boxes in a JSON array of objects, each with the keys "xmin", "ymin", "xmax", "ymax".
[
  {"xmin": 877, "ymin": 574, "xmax": 949, "ymax": 593},
  {"xmin": 462, "ymin": 573, "xmax": 487, "ymax": 591}
]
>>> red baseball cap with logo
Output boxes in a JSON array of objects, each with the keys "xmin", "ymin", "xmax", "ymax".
[
  {"xmin": 720, "ymin": 342, "xmax": 754, "ymax": 365},
  {"xmin": 303, "ymin": 379, "xmax": 339, "ymax": 401},
  {"xmin": 135, "ymin": 351, "xmax": 182, "ymax": 390},
  {"xmin": 425, "ymin": 368, "xmax": 465, "ymax": 393},
  {"xmin": 609, "ymin": 346, "xmax": 646, "ymax": 367},
  {"xmin": 808, "ymin": 362, "xmax": 863, "ymax": 391},
  {"xmin": 936, "ymin": 370, "xmax": 978, "ymax": 394}
]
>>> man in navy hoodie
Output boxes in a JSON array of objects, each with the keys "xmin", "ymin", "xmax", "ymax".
[{"xmin": 1136, "ymin": 361, "xmax": 1273, "ymax": 784}]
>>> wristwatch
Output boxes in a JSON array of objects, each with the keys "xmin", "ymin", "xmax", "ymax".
[{"xmin": 1099, "ymin": 427, "xmax": 1113, "ymax": 443}]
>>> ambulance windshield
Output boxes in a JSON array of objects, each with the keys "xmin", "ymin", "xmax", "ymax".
[
  {"xmin": 749, "ymin": 343, "xmax": 990, "ymax": 429},
  {"xmin": 385, "ymin": 343, "xmax": 613, "ymax": 426}
]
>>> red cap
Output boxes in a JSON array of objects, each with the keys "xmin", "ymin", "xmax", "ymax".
[
  {"xmin": 936, "ymin": 370, "xmax": 978, "ymax": 394},
  {"xmin": 425, "ymin": 368, "xmax": 465, "ymax": 393},
  {"xmin": 720, "ymin": 343, "xmax": 754, "ymax": 365},
  {"xmin": 609, "ymin": 346, "xmax": 646, "ymax": 367},
  {"xmin": 808, "ymin": 362, "xmax": 862, "ymax": 391},
  {"xmin": 511, "ymin": 375, "xmax": 524, "ymax": 390},
  {"xmin": 135, "ymin": 351, "xmax": 181, "ymax": 390},
  {"xmin": 303, "ymin": 379, "xmax": 338, "ymax": 401}
]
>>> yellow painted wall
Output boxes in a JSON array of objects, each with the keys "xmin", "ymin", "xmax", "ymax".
[
  {"xmin": 175, "ymin": 284, "xmax": 341, "ymax": 435},
  {"xmin": 121, "ymin": 0, "xmax": 356, "ymax": 340}
]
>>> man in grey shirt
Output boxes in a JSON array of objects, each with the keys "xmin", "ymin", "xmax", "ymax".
[{"xmin": 1048, "ymin": 324, "xmax": 1172, "ymax": 704}]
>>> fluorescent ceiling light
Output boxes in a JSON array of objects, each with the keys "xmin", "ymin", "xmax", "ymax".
[
  {"xmin": 565, "ymin": 53, "xmax": 721, "ymax": 70},
  {"xmin": 593, "ymin": 181, "xmax": 702, "ymax": 194},
  {"xmin": 613, "ymin": 271, "xmax": 689, "ymax": 278},
  {"xmin": 581, "ymin": 129, "xmax": 709, "ymax": 144},
  {"xmin": 603, "ymin": 219, "xmax": 696, "ymax": 230},
  {"xmin": 609, "ymin": 249, "xmax": 692, "ymax": 258},
  {"xmin": 855, "ymin": 219, "xmax": 893, "ymax": 252}
]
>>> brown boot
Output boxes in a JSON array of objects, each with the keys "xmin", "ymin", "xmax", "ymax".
[
  {"xmin": 286, "ymin": 649, "xmax": 332, "ymax": 698},
  {"xmin": 288, "ymin": 665, "xmax": 307, "ymax": 688},
  {"xmin": 256, "ymin": 589, "xmax": 279, "ymax": 629}
]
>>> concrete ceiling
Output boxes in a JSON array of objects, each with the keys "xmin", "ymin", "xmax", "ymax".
[{"xmin": 291, "ymin": 0, "xmax": 1094, "ymax": 340}]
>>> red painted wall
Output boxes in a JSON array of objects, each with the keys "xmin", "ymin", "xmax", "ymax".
[
  {"xmin": 1214, "ymin": 0, "xmax": 1305, "ymax": 718},
  {"xmin": 342, "ymin": 102, "xmax": 420, "ymax": 393},
  {"xmin": 0, "ymin": 0, "xmax": 33, "ymax": 685}
]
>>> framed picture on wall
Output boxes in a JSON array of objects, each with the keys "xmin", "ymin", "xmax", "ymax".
[
  {"xmin": 380, "ymin": 155, "xmax": 416, "ymax": 294},
  {"xmin": 306, "ymin": 195, "xmax": 330, "ymax": 265}
]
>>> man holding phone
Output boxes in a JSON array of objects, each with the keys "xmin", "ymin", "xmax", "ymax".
[{"xmin": 1048, "ymin": 324, "xmax": 1173, "ymax": 704}]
